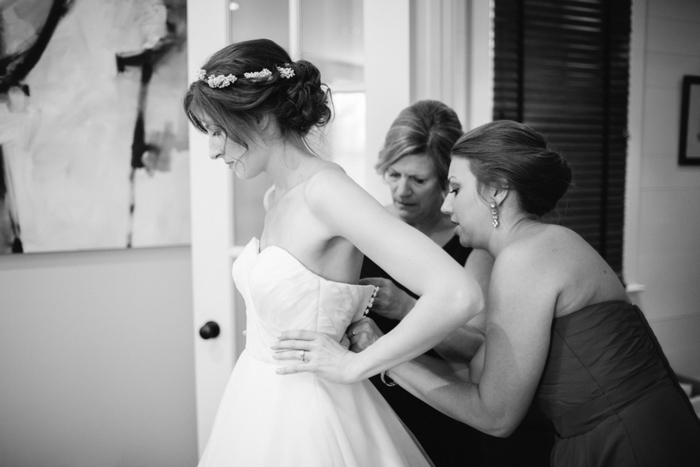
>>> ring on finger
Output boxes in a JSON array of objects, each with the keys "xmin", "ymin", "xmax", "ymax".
[{"xmin": 300, "ymin": 350, "xmax": 306, "ymax": 362}]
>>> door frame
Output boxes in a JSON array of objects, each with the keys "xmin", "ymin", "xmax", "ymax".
[{"xmin": 187, "ymin": 0, "xmax": 237, "ymax": 456}]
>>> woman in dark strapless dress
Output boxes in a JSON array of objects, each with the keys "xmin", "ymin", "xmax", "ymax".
[
  {"xmin": 538, "ymin": 300, "xmax": 700, "ymax": 466},
  {"xmin": 337, "ymin": 121, "xmax": 700, "ymax": 466}
]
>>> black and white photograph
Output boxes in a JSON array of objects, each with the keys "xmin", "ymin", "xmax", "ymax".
[{"xmin": 2, "ymin": 1, "xmax": 700, "ymax": 467}]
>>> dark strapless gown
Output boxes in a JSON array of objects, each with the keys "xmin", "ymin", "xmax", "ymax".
[{"xmin": 535, "ymin": 301, "xmax": 700, "ymax": 466}]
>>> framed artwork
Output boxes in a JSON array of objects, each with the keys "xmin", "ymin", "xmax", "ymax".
[
  {"xmin": 679, "ymin": 75, "xmax": 700, "ymax": 166},
  {"xmin": 0, "ymin": 0, "xmax": 190, "ymax": 254}
]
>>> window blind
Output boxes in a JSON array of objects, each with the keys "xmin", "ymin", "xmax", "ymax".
[{"xmin": 493, "ymin": 0, "xmax": 631, "ymax": 276}]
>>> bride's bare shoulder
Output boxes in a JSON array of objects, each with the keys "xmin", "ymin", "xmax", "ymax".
[
  {"xmin": 303, "ymin": 162, "xmax": 382, "ymax": 223},
  {"xmin": 305, "ymin": 162, "xmax": 358, "ymax": 196},
  {"xmin": 309, "ymin": 159, "xmax": 348, "ymax": 177}
]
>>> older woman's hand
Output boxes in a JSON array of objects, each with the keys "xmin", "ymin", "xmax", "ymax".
[
  {"xmin": 346, "ymin": 317, "xmax": 384, "ymax": 353},
  {"xmin": 272, "ymin": 330, "xmax": 359, "ymax": 384},
  {"xmin": 358, "ymin": 277, "xmax": 414, "ymax": 321}
]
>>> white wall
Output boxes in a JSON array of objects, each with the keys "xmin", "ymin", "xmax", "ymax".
[
  {"xmin": 627, "ymin": 0, "xmax": 700, "ymax": 379},
  {"xmin": 0, "ymin": 247, "xmax": 197, "ymax": 467}
]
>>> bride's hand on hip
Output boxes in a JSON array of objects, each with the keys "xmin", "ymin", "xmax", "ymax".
[{"xmin": 272, "ymin": 330, "xmax": 357, "ymax": 383}]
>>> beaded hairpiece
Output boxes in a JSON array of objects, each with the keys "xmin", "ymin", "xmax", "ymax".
[{"xmin": 196, "ymin": 65, "xmax": 295, "ymax": 89}]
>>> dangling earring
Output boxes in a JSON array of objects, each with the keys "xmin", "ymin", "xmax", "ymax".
[{"xmin": 490, "ymin": 201, "xmax": 499, "ymax": 228}]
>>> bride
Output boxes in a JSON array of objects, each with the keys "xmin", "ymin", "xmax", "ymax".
[{"xmin": 184, "ymin": 38, "xmax": 484, "ymax": 466}]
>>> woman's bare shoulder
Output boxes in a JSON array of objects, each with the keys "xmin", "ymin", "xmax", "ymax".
[
  {"xmin": 303, "ymin": 162, "xmax": 371, "ymax": 209},
  {"xmin": 492, "ymin": 225, "xmax": 589, "ymax": 288},
  {"xmin": 504, "ymin": 224, "xmax": 585, "ymax": 258},
  {"xmin": 494, "ymin": 224, "xmax": 625, "ymax": 314}
]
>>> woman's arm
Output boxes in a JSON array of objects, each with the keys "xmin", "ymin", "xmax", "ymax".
[
  {"xmin": 275, "ymin": 169, "xmax": 485, "ymax": 382},
  {"xmin": 432, "ymin": 322, "xmax": 485, "ymax": 363},
  {"xmin": 464, "ymin": 248, "xmax": 494, "ymax": 301},
  {"xmin": 361, "ymin": 248, "xmax": 493, "ymax": 363},
  {"xmin": 384, "ymin": 246, "xmax": 557, "ymax": 436},
  {"xmin": 353, "ymin": 280, "xmax": 484, "ymax": 363},
  {"xmin": 432, "ymin": 249, "xmax": 494, "ymax": 362}
]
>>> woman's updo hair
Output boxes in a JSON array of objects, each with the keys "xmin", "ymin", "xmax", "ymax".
[
  {"xmin": 452, "ymin": 120, "xmax": 572, "ymax": 217},
  {"xmin": 375, "ymin": 100, "xmax": 462, "ymax": 191},
  {"xmin": 183, "ymin": 38, "xmax": 331, "ymax": 147}
]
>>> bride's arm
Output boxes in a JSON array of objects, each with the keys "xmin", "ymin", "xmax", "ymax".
[
  {"xmin": 274, "ymin": 169, "xmax": 484, "ymax": 382},
  {"xmin": 360, "ymin": 248, "xmax": 493, "ymax": 363}
]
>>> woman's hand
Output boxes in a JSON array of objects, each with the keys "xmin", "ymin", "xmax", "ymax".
[
  {"xmin": 272, "ymin": 330, "xmax": 359, "ymax": 383},
  {"xmin": 346, "ymin": 317, "xmax": 384, "ymax": 353},
  {"xmin": 358, "ymin": 277, "xmax": 415, "ymax": 321}
]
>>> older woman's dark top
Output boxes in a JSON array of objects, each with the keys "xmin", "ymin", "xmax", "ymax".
[{"xmin": 361, "ymin": 235, "xmax": 554, "ymax": 467}]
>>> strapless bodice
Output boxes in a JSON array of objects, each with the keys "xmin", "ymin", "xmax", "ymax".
[
  {"xmin": 534, "ymin": 300, "xmax": 700, "ymax": 466},
  {"xmin": 232, "ymin": 237, "xmax": 378, "ymax": 364},
  {"xmin": 536, "ymin": 301, "xmax": 667, "ymax": 430}
]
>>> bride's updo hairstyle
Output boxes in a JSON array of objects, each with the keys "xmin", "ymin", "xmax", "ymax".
[
  {"xmin": 452, "ymin": 120, "xmax": 572, "ymax": 217},
  {"xmin": 184, "ymin": 38, "xmax": 331, "ymax": 148}
]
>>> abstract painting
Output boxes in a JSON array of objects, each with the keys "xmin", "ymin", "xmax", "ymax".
[{"xmin": 0, "ymin": 0, "xmax": 190, "ymax": 253}]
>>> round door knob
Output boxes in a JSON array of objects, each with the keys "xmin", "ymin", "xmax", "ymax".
[{"xmin": 199, "ymin": 321, "xmax": 220, "ymax": 339}]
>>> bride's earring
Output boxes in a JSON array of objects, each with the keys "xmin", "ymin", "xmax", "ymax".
[{"xmin": 490, "ymin": 201, "xmax": 499, "ymax": 228}]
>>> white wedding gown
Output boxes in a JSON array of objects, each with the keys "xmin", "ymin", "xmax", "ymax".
[{"xmin": 198, "ymin": 237, "xmax": 433, "ymax": 467}]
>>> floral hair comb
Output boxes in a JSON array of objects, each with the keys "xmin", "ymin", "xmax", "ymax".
[
  {"xmin": 277, "ymin": 65, "xmax": 294, "ymax": 79},
  {"xmin": 199, "ymin": 71, "xmax": 237, "ymax": 89},
  {"xmin": 196, "ymin": 65, "xmax": 295, "ymax": 89},
  {"xmin": 244, "ymin": 68, "xmax": 272, "ymax": 80}
]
